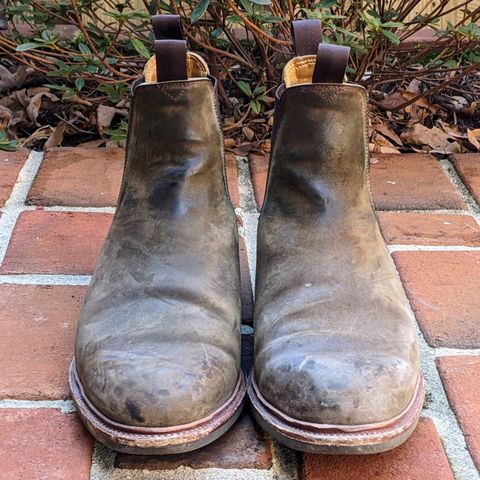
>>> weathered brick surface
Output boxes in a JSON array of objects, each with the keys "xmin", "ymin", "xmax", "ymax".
[
  {"xmin": 370, "ymin": 153, "xmax": 466, "ymax": 210},
  {"xmin": 115, "ymin": 410, "xmax": 272, "ymax": 470},
  {"xmin": 452, "ymin": 153, "xmax": 480, "ymax": 205},
  {"xmin": 225, "ymin": 152, "xmax": 240, "ymax": 208},
  {"xmin": 27, "ymin": 147, "xmax": 123, "ymax": 207},
  {"xmin": 0, "ymin": 149, "xmax": 28, "ymax": 207},
  {"xmin": 248, "ymin": 153, "xmax": 269, "ymax": 211},
  {"xmin": 0, "ymin": 211, "xmax": 112, "ymax": 275},
  {"xmin": 302, "ymin": 418, "xmax": 453, "ymax": 480},
  {"xmin": 377, "ymin": 212, "xmax": 480, "ymax": 246},
  {"xmin": 0, "ymin": 409, "xmax": 93, "ymax": 480},
  {"xmin": 0, "ymin": 285, "xmax": 86, "ymax": 399},
  {"xmin": 393, "ymin": 251, "xmax": 480, "ymax": 348},
  {"xmin": 436, "ymin": 356, "xmax": 480, "ymax": 470}
]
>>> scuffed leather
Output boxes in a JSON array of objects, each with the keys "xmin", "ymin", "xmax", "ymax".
[
  {"xmin": 75, "ymin": 79, "xmax": 241, "ymax": 428},
  {"xmin": 254, "ymin": 84, "xmax": 420, "ymax": 426}
]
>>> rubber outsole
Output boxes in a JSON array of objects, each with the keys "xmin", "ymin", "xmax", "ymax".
[
  {"xmin": 248, "ymin": 372, "xmax": 425, "ymax": 454},
  {"xmin": 69, "ymin": 360, "xmax": 246, "ymax": 455}
]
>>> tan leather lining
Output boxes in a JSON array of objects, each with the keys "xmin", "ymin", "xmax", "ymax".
[
  {"xmin": 283, "ymin": 55, "xmax": 317, "ymax": 87},
  {"xmin": 144, "ymin": 51, "xmax": 209, "ymax": 83}
]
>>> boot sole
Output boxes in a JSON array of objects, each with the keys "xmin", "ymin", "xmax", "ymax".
[
  {"xmin": 69, "ymin": 360, "xmax": 246, "ymax": 454},
  {"xmin": 248, "ymin": 371, "xmax": 425, "ymax": 454}
]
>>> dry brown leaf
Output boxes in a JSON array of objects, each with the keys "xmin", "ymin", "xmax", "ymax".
[
  {"xmin": 467, "ymin": 129, "xmax": 480, "ymax": 151},
  {"xmin": 44, "ymin": 121, "xmax": 66, "ymax": 150},
  {"xmin": 97, "ymin": 105, "xmax": 117, "ymax": 132},
  {"xmin": 242, "ymin": 126, "xmax": 255, "ymax": 141},
  {"xmin": 371, "ymin": 134, "xmax": 401, "ymax": 154},
  {"xmin": 223, "ymin": 138, "xmax": 236, "ymax": 148},
  {"xmin": 461, "ymin": 102, "xmax": 478, "ymax": 117},
  {"xmin": 374, "ymin": 123, "xmax": 403, "ymax": 146},
  {"xmin": 400, "ymin": 123, "xmax": 460, "ymax": 154},
  {"xmin": 27, "ymin": 92, "xmax": 59, "ymax": 125}
]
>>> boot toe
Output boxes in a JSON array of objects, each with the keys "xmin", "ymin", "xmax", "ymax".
[
  {"xmin": 255, "ymin": 347, "xmax": 419, "ymax": 426},
  {"xmin": 77, "ymin": 342, "xmax": 239, "ymax": 428}
]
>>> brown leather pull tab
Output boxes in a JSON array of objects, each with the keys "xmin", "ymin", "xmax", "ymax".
[
  {"xmin": 152, "ymin": 14, "xmax": 184, "ymax": 41},
  {"xmin": 312, "ymin": 44, "xmax": 350, "ymax": 84},
  {"xmin": 151, "ymin": 15, "xmax": 187, "ymax": 82},
  {"xmin": 291, "ymin": 19, "xmax": 322, "ymax": 56},
  {"xmin": 154, "ymin": 39, "xmax": 188, "ymax": 82}
]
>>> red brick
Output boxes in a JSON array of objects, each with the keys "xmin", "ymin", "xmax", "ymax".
[
  {"xmin": 393, "ymin": 251, "xmax": 480, "ymax": 348},
  {"xmin": 0, "ymin": 285, "xmax": 86, "ymax": 399},
  {"xmin": 239, "ymin": 235, "xmax": 253, "ymax": 323},
  {"xmin": 0, "ymin": 409, "xmax": 93, "ymax": 480},
  {"xmin": 115, "ymin": 410, "xmax": 272, "ymax": 470},
  {"xmin": 436, "ymin": 356, "xmax": 480, "ymax": 470},
  {"xmin": 452, "ymin": 154, "xmax": 480, "ymax": 205},
  {"xmin": 370, "ymin": 153, "xmax": 466, "ymax": 210},
  {"xmin": 377, "ymin": 212, "xmax": 480, "ymax": 246},
  {"xmin": 225, "ymin": 152, "xmax": 240, "ymax": 208},
  {"xmin": 302, "ymin": 418, "xmax": 453, "ymax": 480},
  {"xmin": 0, "ymin": 149, "xmax": 28, "ymax": 207},
  {"xmin": 0, "ymin": 211, "xmax": 112, "ymax": 275},
  {"xmin": 249, "ymin": 152, "xmax": 269, "ymax": 211},
  {"xmin": 27, "ymin": 147, "xmax": 123, "ymax": 207}
]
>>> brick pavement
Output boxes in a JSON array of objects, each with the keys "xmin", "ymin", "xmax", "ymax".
[{"xmin": 0, "ymin": 148, "xmax": 479, "ymax": 479}]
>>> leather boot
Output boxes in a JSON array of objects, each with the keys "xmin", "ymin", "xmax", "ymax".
[
  {"xmin": 70, "ymin": 15, "xmax": 245, "ymax": 455},
  {"xmin": 248, "ymin": 20, "xmax": 424, "ymax": 454}
]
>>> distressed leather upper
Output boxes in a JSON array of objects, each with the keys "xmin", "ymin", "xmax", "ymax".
[
  {"xmin": 75, "ymin": 79, "xmax": 241, "ymax": 428},
  {"xmin": 254, "ymin": 84, "xmax": 420, "ymax": 426}
]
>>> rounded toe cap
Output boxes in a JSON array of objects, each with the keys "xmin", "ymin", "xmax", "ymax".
[
  {"xmin": 255, "ymin": 348, "xmax": 419, "ymax": 426},
  {"xmin": 76, "ymin": 343, "xmax": 239, "ymax": 428}
]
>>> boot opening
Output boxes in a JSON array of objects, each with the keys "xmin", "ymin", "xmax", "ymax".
[
  {"xmin": 283, "ymin": 55, "xmax": 331, "ymax": 88},
  {"xmin": 143, "ymin": 52, "xmax": 209, "ymax": 83}
]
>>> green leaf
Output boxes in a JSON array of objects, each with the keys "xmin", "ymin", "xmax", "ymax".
[
  {"xmin": 191, "ymin": 0, "xmax": 211, "ymax": 24},
  {"xmin": 318, "ymin": 0, "xmax": 337, "ymax": 8},
  {"xmin": 75, "ymin": 77, "xmax": 85, "ymax": 91},
  {"xmin": 381, "ymin": 29, "xmax": 400, "ymax": 45},
  {"xmin": 237, "ymin": 80, "xmax": 252, "ymax": 98},
  {"xmin": 250, "ymin": 99, "xmax": 261, "ymax": 114},
  {"xmin": 249, "ymin": 0, "xmax": 271, "ymax": 4},
  {"xmin": 131, "ymin": 36, "xmax": 151, "ymax": 59},
  {"xmin": 16, "ymin": 42, "xmax": 43, "ymax": 51},
  {"xmin": 239, "ymin": 0, "xmax": 253, "ymax": 14}
]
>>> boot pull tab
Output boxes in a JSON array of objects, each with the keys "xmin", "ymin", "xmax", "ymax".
[
  {"xmin": 152, "ymin": 14, "xmax": 187, "ymax": 82},
  {"xmin": 312, "ymin": 43, "xmax": 350, "ymax": 84},
  {"xmin": 291, "ymin": 19, "xmax": 323, "ymax": 56}
]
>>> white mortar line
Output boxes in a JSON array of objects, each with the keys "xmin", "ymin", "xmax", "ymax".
[
  {"xmin": 42, "ymin": 206, "xmax": 116, "ymax": 214},
  {"xmin": 0, "ymin": 399, "xmax": 76, "ymax": 413},
  {"xmin": 434, "ymin": 347, "xmax": 480, "ymax": 357},
  {"xmin": 0, "ymin": 151, "xmax": 44, "ymax": 266},
  {"xmin": 0, "ymin": 274, "xmax": 91, "ymax": 285},
  {"xmin": 236, "ymin": 156, "xmax": 259, "ymax": 295}
]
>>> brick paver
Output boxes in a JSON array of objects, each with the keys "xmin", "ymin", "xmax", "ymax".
[
  {"xmin": 0, "ymin": 284, "xmax": 86, "ymax": 399},
  {"xmin": 27, "ymin": 147, "xmax": 123, "ymax": 207},
  {"xmin": 452, "ymin": 154, "xmax": 480, "ymax": 205},
  {"xmin": 1, "ymin": 148, "xmax": 479, "ymax": 478},
  {"xmin": 0, "ymin": 409, "xmax": 93, "ymax": 480},
  {"xmin": 302, "ymin": 418, "xmax": 454, "ymax": 480},
  {"xmin": 226, "ymin": 152, "xmax": 240, "ymax": 208},
  {"xmin": 370, "ymin": 153, "xmax": 466, "ymax": 210},
  {"xmin": 377, "ymin": 212, "xmax": 480, "ymax": 246},
  {"xmin": 115, "ymin": 410, "xmax": 272, "ymax": 470},
  {"xmin": 394, "ymin": 251, "xmax": 480, "ymax": 348},
  {"xmin": 436, "ymin": 356, "xmax": 480, "ymax": 471},
  {"xmin": 0, "ymin": 149, "xmax": 29, "ymax": 207},
  {"xmin": 0, "ymin": 211, "xmax": 112, "ymax": 275},
  {"xmin": 248, "ymin": 152, "xmax": 269, "ymax": 211}
]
